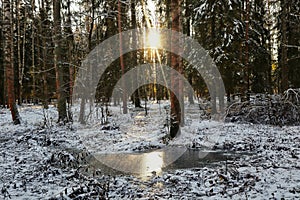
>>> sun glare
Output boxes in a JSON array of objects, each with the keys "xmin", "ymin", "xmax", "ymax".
[
  {"xmin": 142, "ymin": 151, "xmax": 164, "ymax": 174},
  {"xmin": 147, "ymin": 29, "xmax": 161, "ymax": 49}
]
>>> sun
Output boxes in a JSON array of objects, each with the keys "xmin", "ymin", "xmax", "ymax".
[{"xmin": 147, "ymin": 29, "xmax": 161, "ymax": 49}]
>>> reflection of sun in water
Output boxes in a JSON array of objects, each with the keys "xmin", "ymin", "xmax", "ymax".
[
  {"xmin": 147, "ymin": 29, "xmax": 161, "ymax": 49},
  {"xmin": 142, "ymin": 151, "xmax": 163, "ymax": 174}
]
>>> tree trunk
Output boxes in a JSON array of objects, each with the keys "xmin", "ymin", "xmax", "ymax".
[
  {"xmin": 185, "ymin": 0, "xmax": 194, "ymax": 105},
  {"xmin": 16, "ymin": 0, "xmax": 22, "ymax": 105},
  {"xmin": 280, "ymin": 0, "xmax": 288, "ymax": 92},
  {"xmin": 66, "ymin": 0, "xmax": 74, "ymax": 120},
  {"xmin": 245, "ymin": 0, "xmax": 250, "ymax": 100},
  {"xmin": 79, "ymin": 0, "xmax": 96, "ymax": 124},
  {"xmin": 3, "ymin": 0, "xmax": 21, "ymax": 124},
  {"xmin": 170, "ymin": 0, "xmax": 182, "ymax": 138},
  {"xmin": 118, "ymin": 0, "xmax": 127, "ymax": 114},
  {"xmin": 211, "ymin": 9, "xmax": 217, "ymax": 114},
  {"xmin": 53, "ymin": 0, "xmax": 68, "ymax": 122},
  {"xmin": 131, "ymin": 0, "xmax": 142, "ymax": 108},
  {"xmin": 30, "ymin": 0, "xmax": 36, "ymax": 104},
  {"xmin": 21, "ymin": 4, "xmax": 26, "ymax": 105},
  {"xmin": 0, "ymin": 14, "xmax": 5, "ymax": 107},
  {"xmin": 39, "ymin": 0, "xmax": 51, "ymax": 109},
  {"xmin": 42, "ymin": 46, "xmax": 49, "ymax": 109}
]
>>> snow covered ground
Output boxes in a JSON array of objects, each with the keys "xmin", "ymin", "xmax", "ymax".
[{"xmin": 0, "ymin": 102, "xmax": 299, "ymax": 199}]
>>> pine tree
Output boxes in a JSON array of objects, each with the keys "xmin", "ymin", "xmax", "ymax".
[
  {"xmin": 0, "ymin": 6, "xmax": 5, "ymax": 107},
  {"xmin": 53, "ymin": 0, "xmax": 69, "ymax": 122},
  {"xmin": 170, "ymin": 0, "xmax": 182, "ymax": 138},
  {"xmin": 287, "ymin": 0, "xmax": 300, "ymax": 88},
  {"xmin": 131, "ymin": 0, "xmax": 142, "ymax": 108},
  {"xmin": 3, "ymin": 0, "xmax": 21, "ymax": 124},
  {"xmin": 118, "ymin": 0, "xmax": 128, "ymax": 114}
]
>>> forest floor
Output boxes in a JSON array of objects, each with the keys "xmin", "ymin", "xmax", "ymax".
[{"xmin": 0, "ymin": 99, "xmax": 299, "ymax": 199}]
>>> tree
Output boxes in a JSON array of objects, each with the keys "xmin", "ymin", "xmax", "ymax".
[
  {"xmin": 38, "ymin": 0, "xmax": 51, "ymax": 108},
  {"xmin": 53, "ymin": 0, "xmax": 69, "ymax": 122},
  {"xmin": 170, "ymin": 0, "xmax": 182, "ymax": 138},
  {"xmin": 16, "ymin": 0, "xmax": 22, "ymax": 105},
  {"xmin": 131, "ymin": 0, "xmax": 142, "ymax": 108},
  {"xmin": 65, "ymin": 0, "xmax": 75, "ymax": 117},
  {"xmin": 278, "ymin": 0, "xmax": 300, "ymax": 90},
  {"xmin": 0, "ymin": 6, "xmax": 5, "ymax": 107},
  {"xmin": 3, "ymin": 0, "xmax": 21, "ymax": 124},
  {"xmin": 118, "ymin": 0, "xmax": 128, "ymax": 114},
  {"xmin": 30, "ymin": 0, "xmax": 37, "ymax": 104},
  {"xmin": 279, "ymin": 0, "xmax": 288, "ymax": 92},
  {"xmin": 193, "ymin": 0, "xmax": 272, "ymax": 100},
  {"xmin": 287, "ymin": 0, "xmax": 300, "ymax": 88},
  {"xmin": 183, "ymin": 0, "xmax": 195, "ymax": 104},
  {"xmin": 244, "ymin": 0, "xmax": 250, "ymax": 100}
]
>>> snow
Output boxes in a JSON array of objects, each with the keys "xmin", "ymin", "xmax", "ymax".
[{"xmin": 0, "ymin": 102, "xmax": 299, "ymax": 199}]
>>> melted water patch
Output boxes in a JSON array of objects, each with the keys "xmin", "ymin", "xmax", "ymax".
[{"xmin": 88, "ymin": 146, "xmax": 247, "ymax": 178}]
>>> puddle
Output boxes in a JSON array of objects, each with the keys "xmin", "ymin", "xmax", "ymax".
[
  {"xmin": 88, "ymin": 146, "xmax": 248, "ymax": 177},
  {"xmin": 165, "ymin": 149, "xmax": 243, "ymax": 170}
]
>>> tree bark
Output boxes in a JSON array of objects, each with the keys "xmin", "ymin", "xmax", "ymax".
[
  {"xmin": 210, "ymin": 6, "xmax": 217, "ymax": 113},
  {"xmin": 79, "ymin": 0, "xmax": 96, "ymax": 124},
  {"xmin": 21, "ymin": 4, "xmax": 27, "ymax": 104},
  {"xmin": 30, "ymin": 0, "xmax": 36, "ymax": 104},
  {"xmin": 16, "ymin": 0, "xmax": 22, "ymax": 105},
  {"xmin": 0, "ymin": 9, "xmax": 5, "ymax": 107},
  {"xmin": 39, "ymin": 2, "xmax": 49, "ymax": 109},
  {"xmin": 245, "ymin": 0, "xmax": 250, "ymax": 100},
  {"xmin": 118, "ymin": 0, "xmax": 127, "ymax": 114},
  {"xmin": 131, "ymin": 0, "xmax": 142, "ymax": 108},
  {"xmin": 66, "ymin": 0, "xmax": 74, "ymax": 120},
  {"xmin": 280, "ymin": 0, "xmax": 288, "ymax": 92},
  {"xmin": 185, "ymin": 0, "xmax": 194, "ymax": 105},
  {"xmin": 3, "ymin": 0, "xmax": 21, "ymax": 124},
  {"xmin": 170, "ymin": 0, "xmax": 182, "ymax": 138},
  {"xmin": 53, "ymin": 0, "xmax": 68, "ymax": 122}
]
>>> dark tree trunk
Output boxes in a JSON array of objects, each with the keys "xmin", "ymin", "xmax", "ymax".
[
  {"xmin": 185, "ymin": 1, "xmax": 194, "ymax": 105},
  {"xmin": 66, "ymin": 0, "xmax": 74, "ymax": 121},
  {"xmin": 211, "ymin": 9, "xmax": 217, "ymax": 113},
  {"xmin": 170, "ymin": 0, "xmax": 182, "ymax": 138},
  {"xmin": 0, "ymin": 23, "xmax": 5, "ymax": 107},
  {"xmin": 131, "ymin": 0, "xmax": 142, "ymax": 108},
  {"xmin": 118, "ymin": 0, "xmax": 127, "ymax": 114},
  {"xmin": 245, "ymin": 0, "xmax": 250, "ymax": 100},
  {"xmin": 39, "ymin": 1, "xmax": 51, "ymax": 109},
  {"xmin": 79, "ymin": 0, "xmax": 95, "ymax": 124},
  {"xmin": 3, "ymin": 0, "xmax": 21, "ymax": 124},
  {"xmin": 53, "ymin": 0, "xmax": 68, "ymax": 122},
  {"xmin": 280, "ymin": 0, "xmax": 289, "ymax": 92},
  {"xmin": 16, "ymin": 0, "xmax": 22, "ymax": 105}
]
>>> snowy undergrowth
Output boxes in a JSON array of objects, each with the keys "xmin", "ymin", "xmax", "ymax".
[
  {"xmin": 226, "ymin": 90, "xmax": 300, "ymax": 126},
  {"xmin": 0, "ymin": 105, "xmax": 97, "ymax": 199},
  {"xmin": 76, "ymin": 101, "xmax": 225, "ymax": 153},
  {"xmin": 0, "ymin": 103, "xmax": 299, "ymax": 199}
]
